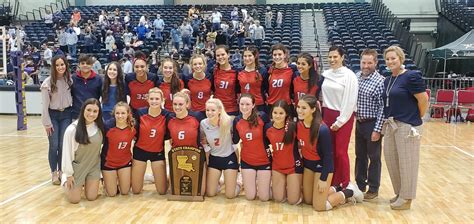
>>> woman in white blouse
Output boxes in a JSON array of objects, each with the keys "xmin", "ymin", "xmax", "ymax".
[
  {"xmin": 61, "ymin": 98, "xmax": 104, "ymax": 203},
  {"xmin": 321, "ymin": 46, "xmax": 358, "ymax": 189}
]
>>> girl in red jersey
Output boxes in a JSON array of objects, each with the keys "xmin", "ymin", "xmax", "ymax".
[
  {"xmin": 101, "ymin": 102, "xmax": 135, "ymax": 196},
  {"xmin": 157, "ymin": 58, "xmax": 184, "ymax": 111},
  {"xmin": 124, "ymin": 51, "xmax": 157, "ymax": 116},
  {"xmin": 233, "ymin": 93, "xmax": 271, "ymax": 201},
  {"xmin": 168, "ymin": 91, "xmax": 206, "ymax": 195},
  {"xmin": 238, "ymin": 46, "xmax": 268, "ymax": 112},
  {"xmin": 201, "ymin": 98, "xmax": 240, "ymax": 199},
  {"xmin": 293, "ymin": 53, "xmax": 319, "ymax": 105},
  {"xmin": 296, "ymin": 95, "xmax": 362, "ymax": 211},
  {"xmin": 213, "ymin": 45, "xmax": 240, "ymax": 116},
  {"xmin": 185, "ymin": 54, "xmax": 213, "ymax": 116},
  {"xmin": 265, "ymin": 100, "xmax": 303, "ymax": 204},
  {"xmin": 131, "ymin": 88, "xmax": 170, "ymax": 195},
  {"xmin": 266, "ymin": 43, "xmax": 297, "ymax": 113}
]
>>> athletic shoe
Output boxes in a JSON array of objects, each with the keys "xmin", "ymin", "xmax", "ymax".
[
  {"xmin": 346, "ymin": 182, "xmax": 363, "ymax": 203},
  {"xmin": 144, "ymin": 173, "xmax": 155, "ymax": 183},
  {"xmin": 364, "ymin": 191, "xmax": 378, "ymax": 200}
]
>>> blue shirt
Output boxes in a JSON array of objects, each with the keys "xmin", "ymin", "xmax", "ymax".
[
  {"xmin": 102, "ymin": 85, "xmax": 117, "ymax": 113},
  {"xmin": 71, "ymin": 71, "xmax": 103, "ymax": 119},
  {"xmin": 382, "ymin": 70, "xmax": 425, "ymax": 126}
]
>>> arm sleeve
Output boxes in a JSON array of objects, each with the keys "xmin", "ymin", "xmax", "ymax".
[
  {"xmin": 260, "ymin": 67, "xmax": 269, "ymax": 101},
  {"xmin": 408, "ymin": 71, "xmax": 426, "ymax": 94},
  {"xmin": 61, "ymin": 124, "xmax": 78, "ymax": 178},
  {"xmin": 40, "ymin": 82, "xmax": 52, "ymax": 127},
  {"xmin": 334, "ymin": 71, "xmax": 358, "ymax": 127},
  {"xmin": 124, "ymin": 74, "xmax": 131, "ymax": 96},
  {"xmin": 317, "ymin": 124, "xmax": 334, "ymax": 181},
  {"xmin": 373, "ymin": 79, "xmax": 385, "ymax": 133},
  {"xmin": 232, "ymin": 117, "xmax": 241, "ymax": 144}
]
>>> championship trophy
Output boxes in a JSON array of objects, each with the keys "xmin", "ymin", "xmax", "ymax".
[{"xmin": 168, "ymin": 146, "xmax": 205, "ymax": 201}]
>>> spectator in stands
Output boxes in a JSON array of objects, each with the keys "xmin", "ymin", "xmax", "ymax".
[
  {"xmin": 123, "ymin": 44, "xmax": 135, "ymax": 58},
  {"xmin": 354, "ymin": 49, "xmax": 385, "ymax": 201},
  {"xmin": 123, "ymin": 10, "xmax": 131, "ymax": 30},
  {"xmin": 71, "ymin": 54, "xmax": 103, "ymax": 119},
  {"xmin": 44, "ymin": 10, "xmax": 53, "ymax": 26},
  {"xmin": 30, "ymin": 46, "xmax": 41, "ymax": 66},
  {"xmin": 41, "ymin": 55, "xmax": 73, "ymax": 185},
  {"xmin": 111, "ymin": 18, "xmax": 123, "ymax": 34},
  {"xmin": 276, "ymin": 11, "xmax": 283, "ymax": 28},
  {"xmin": 43, "ymin": 44, "xmax": 53, "ymax": 65},
  {"xmin": 241, "ymin": 8, "xmax": 248, "ymax": 22},
  {"xmin": 253, "ymin": 20, "xmax": 265, "ymax": 49},
  {"xmin": 66, "ymin": 28, "xmax": 78, "ymax": 58},
  {"xmin": 139, "ymin": 13, "xmax": 148, "ymax": 27},
  {"xmin": 52, "ymin": 44, "xmax": 65, "ymax": 57},
  {"xmin": 91, "ymin": 57, "xmax": 102, "ymax": 74},
  {"xmin": 215, "ymin": 30, "xmax": 227, "ymax": 46},
  {"xmin": 211, "ymin": 10, "xmax": 222, "ymax": 31},
  {"xmin": 122, "ymin": 29, "xmax": 133, "ymax": 46},
  {"xmin": 194, "ymin": 36, "xmax": 205, "ymax": 53},
  {"xmin": 321, "ymin": 46, "xmax": 358, "ymax": 189},
  {"xmin": 180, "ymin": 20, "xmax": 194, "ymax": 49},
  {"xmin": 8, "ymin": 34, "xmax": 19, "ymax": 52},
  {"xmin": 188, "ymin": 5, "xmax": 197, "ymax": 18},
  {"xmin": 17, "ymin": 26, "xmax": 26, "ymax": 43},
  {"xmin": 109, "ymin": 45, "xmax": 119, "ymax": 62},
  {"xmin": 83, "ymin": 27, "xmax": 97, "ymax": 54},
  {"xmin": 113, "ymin": 8, "xmax": 121, "ymax": 19},
  {"xmin": 206, "ymin": 29, "xmax": 217, "ymax": 49},
  {"xmin": 135, "ymin": 22, "xmax": 148, "ymax": 41},
  {"xmin": 70, "ymin": 8, "xmax": 81, "ymax": 26},
  {"xmin": 104, "ymin": 30, "xmax": 115, "ymax": 52},
  {"xmin": 382, "ymin": 45, "xmax": 429, "ymax": 210},
  {"xmin": 231, "ymin": 7, "xmax": 239, "ymax": 29},
  {"xmin": 38, "ymin": 60, "xmax": 51, "ymax": 84},
  {"xmin": 265, "ymin": 6, "xmax": 273, "ymax": 29},
  {"xmin": 191, "ymin": 14, "xmax": 201, "ymax": 37},
  {"xmin": 171, "ymin": 24, "xmax": 182, "ymax": 50},
  {"xmin": 237, "ymin": 22, "xmax": 246, "ymax": 49},
  {"xmin": 24, "ymin": 56, "xmax": 39, "ymax": 84},
  {"xmin": 57, "ymin": 27, "xmax": 68, "ymax": 54},
  {"xmin": 153, "ymin": 14, "xmax": 165, "ymax": 43},
  {"xmin": 122, "ymin": 55, "xmax": 133, "ymax": 74},
  {"xmin": 250, "ymin": 8, "xmax": 258, "ymax": 19},
  {"xmin": 231, "ymin": 49, "xmax": 243, "ymax": 69}
]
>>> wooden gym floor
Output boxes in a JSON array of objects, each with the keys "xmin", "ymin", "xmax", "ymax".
[{"xmin": 0, "ymin": 115, "xmax": 473, "ymax": 223}]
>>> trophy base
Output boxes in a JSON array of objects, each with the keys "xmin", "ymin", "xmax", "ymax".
[{"xmin": 167, "ymin": 195, "xmax": 205, "ymax": 202}]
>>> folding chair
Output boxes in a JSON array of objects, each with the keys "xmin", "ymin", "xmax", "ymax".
[{"xmin": 431, "ymin": 89, "xmax": 455, "ymax": 121}]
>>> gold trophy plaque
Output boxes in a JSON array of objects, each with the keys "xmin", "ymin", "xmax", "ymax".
[{"xmin": 168, "ymin": 146, "xmax": 205, "ymax": 201}]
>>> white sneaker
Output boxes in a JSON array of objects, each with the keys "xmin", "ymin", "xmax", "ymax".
[
  {"xmin": 144, "ymin": 173, "xmax": 155, "ymax": 183},
  {"xmin": 346, "ymin": 182, "xmax": 363, "ymax": 203}
]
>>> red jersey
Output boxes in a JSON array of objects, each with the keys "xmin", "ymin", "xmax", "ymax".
[
  {"xmin": 167, "ymin": 114, "xmax": 200, "ymax": 148},
  {"xmin": 233, "ymin": 113, "xmax": 270, "ymax": 166},
  {"xmin": 238, "ymin": 68, "xmax": 267, "ymax": 106},
  {"xmin": 158, "ymin": 79, "xmax": 184, "ymax": 111},
  {"xmin": 102, "ymin": 126, "xmax": 136, "ymax": 168},
  {"xmin": 265, "ymin": 124, "xmax": 301, "ymax": 174},
  {"xmin": 292, "ymin": 75, "xmax": 318, "ymax": 105},
  {"xmin": 125, "ymin": 73, "xmax": 157, "ymax": 110},
  {"xmin": 186, "ymin": 76, "xmax": 212, "ymax": 112},
  {"xmin": 296, "ymin": 121, "xmax": 321, "ymax": 161},
  {"xmin": 213, "ymin": 67, "xmax": 239, "ymax": 112},
  {"xmin": 267, "ymin": 66, "xmax": 295, "ymax": 105},
  {"xmin": 135, "ymin": 108, "xmax": 169, "ymax": 153}
]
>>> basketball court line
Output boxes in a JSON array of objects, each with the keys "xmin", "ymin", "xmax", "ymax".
[
  {"xmin": 0, "ymin": 134, "xmax": 45, "ymax": 138},
  {"xmin": 0, "ymin": 180, "xmax": 50, "ymax": 207}
]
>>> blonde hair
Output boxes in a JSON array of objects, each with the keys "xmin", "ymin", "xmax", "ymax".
[
  {"xmin": 205, "ymin": 98, "xmax": 232, "ymax": 143},
  {"xmin": 112, "ymin": 101, "xmax": 135, "ymax": 130},
  {"xmin": 190, "ymin": 54, "xmax": 207, "ymax": 74},
  {"xmin": 384, "ymin": 45, "xmax": 405, "ymax": 65},
  {"xmin": 173, "ymin": 90, "xmax": 191, "ymax": 106},
  {"xmin": 148, "ymin": 87, "xmax": 165, "ymax": 108}
]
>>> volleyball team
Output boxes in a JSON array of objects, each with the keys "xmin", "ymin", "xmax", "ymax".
[{"xmin": 41, "ymin": 43, "xmax": 428, "ymax": 211}]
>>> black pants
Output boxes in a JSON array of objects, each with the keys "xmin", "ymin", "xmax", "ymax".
[{"xmin": 355, "ymin": 119, "xmax": 382, "ymax": 193}]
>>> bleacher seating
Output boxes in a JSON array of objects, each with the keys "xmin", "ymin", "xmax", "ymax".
[
  {"xmin": 21, "ymin": 4, "xmax": 302, "ymax": 68},
  {"xmin": 323, "ymin": 2, "xmax": 417, "ymax": 75},
  {"xmin": 440, "ymin": 0, "xmax": 474, "ymax": 32}
]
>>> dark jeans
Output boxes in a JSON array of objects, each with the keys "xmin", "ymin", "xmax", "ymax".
[
  {"xmin": 182, "ymin": 35, "xmax": 192, "ymax": 48},
  {"xmin": 355, "ymin": 119, "xmax": 382, "ymax": 193},
  {"xmin": 47, "ymin": 108, "xmax": 72, "ymax": 172},
  {"xmin": 238, "ymin": 37, "xmax": 245, "ymax": 49},
  {"xmin": 255, "ymin": 39, "xmax": 263, "ymax": 49}
]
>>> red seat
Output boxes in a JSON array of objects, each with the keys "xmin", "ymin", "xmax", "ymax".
[
  {"xmin": 457, "ymin": 90, "xmax": 474, "ymax": 110},
  {"xmin": 431, "ymin": 89, "xmax": 455, "ymax": 120}
]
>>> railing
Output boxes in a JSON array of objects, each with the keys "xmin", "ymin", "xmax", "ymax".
[
  {"xmin": 312, "ymin": 5, "xmax": 323, "ymax": 74},
  {"xmin": 423, "ymin": 77, "xmax": 474, "ymax": 97}
]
